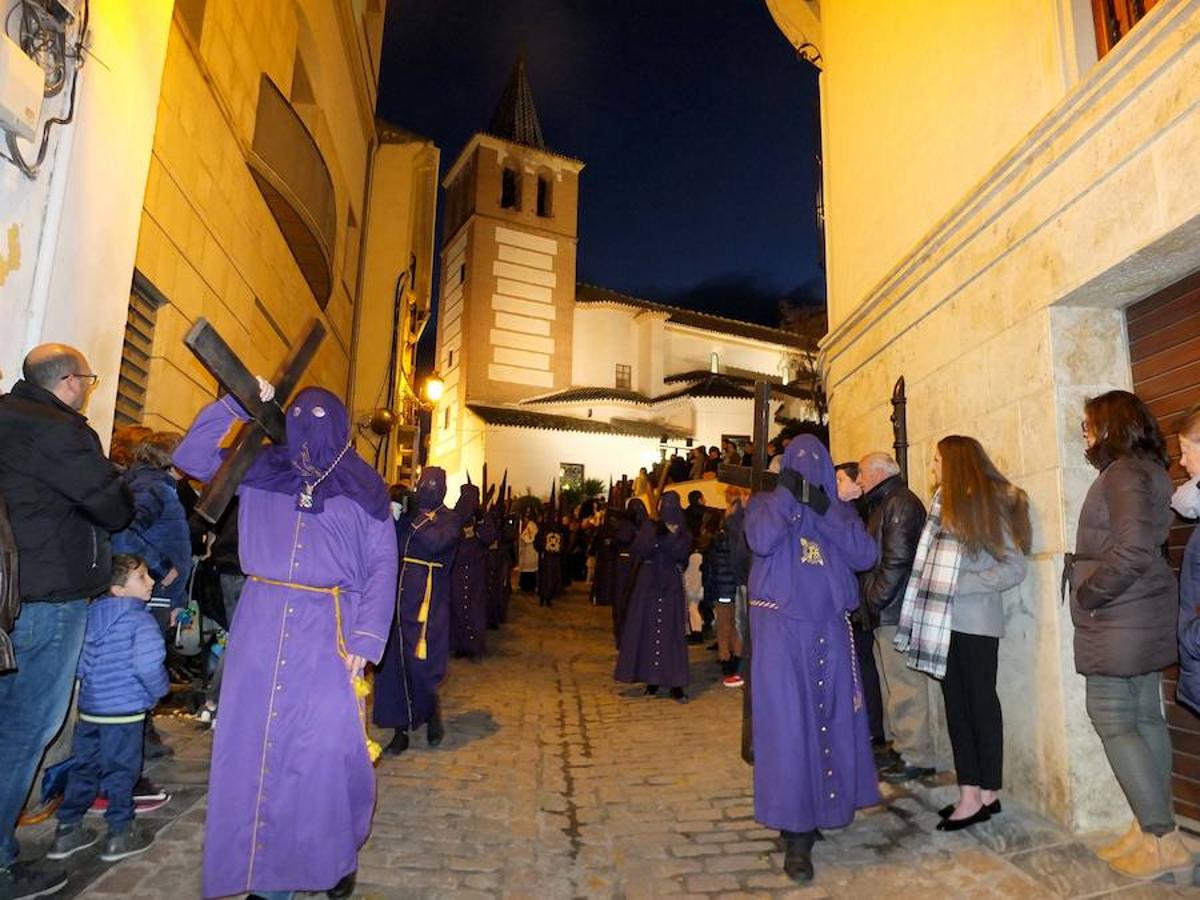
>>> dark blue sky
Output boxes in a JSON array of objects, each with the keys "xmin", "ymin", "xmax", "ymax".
[{"xmin": 377, "ymin": 1, "xmax": 823, "ymax": 331}]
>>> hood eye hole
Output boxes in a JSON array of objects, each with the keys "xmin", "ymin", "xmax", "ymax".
[
  {"xmin": 312, "ymin": 406, "xmax": 326, "ymax": 418},
  {"xmin": 291, "ymin": 407, "xmax": 302, "ymax": 417}
]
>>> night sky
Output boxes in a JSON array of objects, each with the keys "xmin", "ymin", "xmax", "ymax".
[{"xmin": 377, "ymin": 1, "xmax": 823, "ymax": 354}]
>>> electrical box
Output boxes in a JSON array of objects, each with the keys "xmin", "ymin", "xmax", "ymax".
[
  {"xmin": 38, "ymin": 0, "xmax": 81, "ymax": 23},
  {"xmin": 0, "ymin": 33, "xmax": 43, "ymax": 142}
]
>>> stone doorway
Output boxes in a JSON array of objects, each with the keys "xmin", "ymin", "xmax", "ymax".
[{"xmin": 1126, "ymin": 267, "xmax": 1200, "ymax": 828}]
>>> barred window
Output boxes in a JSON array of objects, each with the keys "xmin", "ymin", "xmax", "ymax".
[
  {"xmin": 614, "ymin": 364, "xmax": 631, "ymax": 390},
  {"xmin": 1091, "ymin": 0, "xmax": 1159, "ymax": 57},
  {"xmin": 114, "ymin": 272, "xmax": 166, "ymax": 429}
]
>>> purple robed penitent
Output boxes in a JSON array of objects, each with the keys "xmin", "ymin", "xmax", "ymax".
[
  {"xmin": 614, "ymin": 494, "xmax": 691, "ymax": 689},
  {"xmin": 374, "ymin": 468, "xmax": 466, "ymax": 731},
  {"xmin": 450, "ymin": 487, "xmax": 496, "ymax": 658},
  {"xmin": 173, "ymin": 394, "xmax": 398, "ymax": 898},
  {"xmin": 745, "ymin": 435, "xmax": 880, "ymax": 834}
]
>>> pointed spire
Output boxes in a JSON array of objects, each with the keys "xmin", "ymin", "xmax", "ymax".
[{"xmin": 488, "ymin": 55, "xmax": 546, "ymax": 150}]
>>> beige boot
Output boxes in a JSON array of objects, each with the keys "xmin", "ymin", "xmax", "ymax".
[
  {"xmin": 1109, "ymin": 830, "xmax": 1195, "ymax": 880},
  {"xmin": 1097, "ymin": 820, "xmax": 1142, "ymax": 862}
]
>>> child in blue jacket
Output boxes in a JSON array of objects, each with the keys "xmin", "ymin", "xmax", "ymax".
[{"xmin": 46, "ymin": 555, "xmax": 168, "ymax": 864}]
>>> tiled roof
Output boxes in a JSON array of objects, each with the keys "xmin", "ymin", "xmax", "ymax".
[
  {"xmin": 468, "ymin": 404, "xmax": 688, "ymax": 439},
  {"xmin": 521, "ymin": 377, "xmax": 759, "ymax": 407},
  {"xmin": 653, "ymin": 375, "xmax": 754, "ymax": 402},
  {"xmin": 575, "ymin": 284, "xmax": 808, "ymax": 348},
  {"xmin": 523, "ymin": 387, "xmax": 652, "ymax": 405},
  {"xmin": 487, "ymin": 56, "xmax": 546, "ymax": 151},
  {"xmin": 663, "ymin": 370, "xmax": 815, "ymax": 400}
]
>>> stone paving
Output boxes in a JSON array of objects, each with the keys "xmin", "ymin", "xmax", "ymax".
[{"xmin": 18, "ymin": 584, "xmax": 1200, "ymax": 898}]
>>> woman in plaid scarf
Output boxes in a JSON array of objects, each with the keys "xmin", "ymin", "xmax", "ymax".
[{"xmin": 899, "ymin": 436, "xmax": 1030, "ymax": 832}]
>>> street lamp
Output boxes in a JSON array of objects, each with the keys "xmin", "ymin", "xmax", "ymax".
[{"xmin": 423, "ymin": 374, "xmax": 445, "ymax": 404}]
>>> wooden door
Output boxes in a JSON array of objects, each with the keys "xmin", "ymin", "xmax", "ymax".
[{"xmin": 1127, "ymin": 268, "xmax": 1200, "ymax": 824}]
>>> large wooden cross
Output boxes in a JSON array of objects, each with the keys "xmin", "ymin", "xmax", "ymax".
[
  {"xmin": 716, "ymin": 382, "xmax": 774, "ymax": 765},
  {"xmin": 184, "ymin": 317, "xmax": 326, "ymax": 524}
]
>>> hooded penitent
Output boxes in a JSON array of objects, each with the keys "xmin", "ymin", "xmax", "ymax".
[
  {"xmin": 743, "ymin": 433, "xmax": 880, "ymax": 835},
  {"xmin": 659, "ymin": 491, "xmax": 687, "ymax": 534},
  {"xmin": 241, "ymin": 387, "xmax": 388, "ymax": 520},
  {"xmin": 414, "ymin": 467, "xmax": 448, "ymax": 512}
]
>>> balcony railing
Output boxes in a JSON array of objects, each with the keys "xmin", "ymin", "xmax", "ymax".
[{"xmin": 246, "ymin": 74, "xmax": 336, "ymax": 308}]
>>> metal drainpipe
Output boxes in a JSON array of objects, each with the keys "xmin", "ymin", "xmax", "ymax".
[{"xmin": 346, "ymin": 130, "xmax": 379, "ymax": 460}]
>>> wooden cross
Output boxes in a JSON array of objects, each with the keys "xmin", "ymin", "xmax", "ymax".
[
  {"xmin": 183, "ymin": 317, "xmax": 326, "ymax": 524},
  {"xmin": 714, "ymin": 381, "xmax": 774, "ymax": 764}
]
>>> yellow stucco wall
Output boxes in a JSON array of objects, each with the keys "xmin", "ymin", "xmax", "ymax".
[
  {"xmin": 769, "ymin": 0, "xmax": 1200, "ymax": 831},
  {"xmin": 816, "ymin": 0, "xmax": 1093, "ymax": 326},
  {"xmin": 131, "ymin": 2, "xmax": 416, "ymax": 443}
]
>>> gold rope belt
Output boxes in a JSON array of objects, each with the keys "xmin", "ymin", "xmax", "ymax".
[
  {"xmin": 402, "ymin": 556, "xmax": 443, "ymax": 660},
  {"xmin": 249, "ymin": 575, "xmax": 381, "ymax": 761}
]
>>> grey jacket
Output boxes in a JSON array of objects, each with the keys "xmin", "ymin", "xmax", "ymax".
[
  {"xmin": 951, "ymin": 535, "xmax": 1027, "ymax": 638},
  {"xmin": 1069, "ymin": 456, "xmax": 1177, "ymax": 677}
]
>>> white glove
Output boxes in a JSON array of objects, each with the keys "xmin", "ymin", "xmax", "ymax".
[{"xmin": 256, "ymin": 376, "xmax": 275, "ymax": 403}]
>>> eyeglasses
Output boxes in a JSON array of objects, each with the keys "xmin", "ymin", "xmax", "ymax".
[{"xmin": 63, "ymin": 373, "xmax": 100, "ymax": 386}]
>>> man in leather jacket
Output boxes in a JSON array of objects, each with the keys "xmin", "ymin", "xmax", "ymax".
[
  {"xmin": 856, "ymin": 452, "xmax": 932, "ymax": 783},
  {"xmin": 0, "ymin": 345, "xmax": 133, "ymax": 899}
]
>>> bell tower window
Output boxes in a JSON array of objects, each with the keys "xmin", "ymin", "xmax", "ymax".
[
  {"xmin": 537, "ymin": 175, "xmax": 553, "ymax": 217},
  {"xmin": 501, "ymin": 167, "xmax": 520, "ymax": 209}
]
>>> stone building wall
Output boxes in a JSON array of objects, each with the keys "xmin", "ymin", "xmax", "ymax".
[
  {"xmin": 131, "ymin": 2, "xmax": 415, "ymax": 438},
  {"xmin": 804, "ymin": 1, "xmax": 1200, "ymax": 830}
]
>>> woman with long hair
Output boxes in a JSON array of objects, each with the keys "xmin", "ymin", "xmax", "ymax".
[
  {"xmin": 1071, "ymin": 390, "xmax": 1190, "ymax": 879},
  {"xmin": 920, "ymin": 436, "xmax": 1031, "ymax": 831}
]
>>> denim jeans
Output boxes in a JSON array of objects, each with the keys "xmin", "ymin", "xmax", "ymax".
[
  {"xmin": 57, "ymin": 719, "xmax": 144, "ymax": 834},
  {"xmin": 1085, "ymin": 672, "xmax": 1176, "ymax": 834},
  {"xmin": 0, "ymin": 599, "xmax": 88, "ymax": 865}
]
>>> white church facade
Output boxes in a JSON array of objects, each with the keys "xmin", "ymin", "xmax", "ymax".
[{"xmin": 428, "ymin": 61, "xmax": 814, "ymax": 496}]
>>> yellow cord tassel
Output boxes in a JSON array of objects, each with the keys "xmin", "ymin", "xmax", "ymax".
[
  {"xmin": 354, "ymin": 674, "xmax": 382, "ymax": 763},
  {"xmin": 250, "ymin": 576, "xmax": 382, "ymax": 764},
  {"xmin": 415, "ymin": 565, "xmax": 434, "ymax": 660}
]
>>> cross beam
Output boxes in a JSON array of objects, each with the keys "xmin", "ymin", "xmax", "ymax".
[{"xmin": 184, "ymin": 317, "xmax": 326, "ymax": 524}]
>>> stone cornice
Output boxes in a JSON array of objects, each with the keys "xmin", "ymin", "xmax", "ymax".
[{"xmin": 820, "ymin": 0, "xmax": 1198, "ymax": 381}]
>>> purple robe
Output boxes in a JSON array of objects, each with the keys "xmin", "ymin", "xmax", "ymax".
[
  {"xmin": 486, "ymin": 512, "xmax": 515, "ymax": 627},
  {"xmin": 614, "ymin": 497, "xmax": 691, "ymax": 689},
  {"xmin": 610, "ymin": 514, "xmax": 641, "ymax": 647},
  {"xmin": 450, "ymin": 512, "xmax": 496, "ymax": 657},
  {"xmin": 536, "ymin": 523, "xmax": 565, "ymax": 603},
  {"xmin": 174, "ymin": 399, "xmax": 398, "ymax": 898},
  {"xmin": 373, "ymin": 479, "xmax": 467, "ymax": 731},
  {"xmin": 745, "ymin": 435, "xmax": 879, "ymax": 834}
]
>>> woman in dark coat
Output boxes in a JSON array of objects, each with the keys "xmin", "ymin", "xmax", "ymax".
[
  {"xmin": 1173, "ymin": 406, "xmax": 1200, "ymax": 713},
  {"xmin": 1070, "ymin": 391, "xmax": 1190, "ymax": 879},
  {"xmin": 614, "ymin": 493, "xmax": 691, "ymax": 702}
]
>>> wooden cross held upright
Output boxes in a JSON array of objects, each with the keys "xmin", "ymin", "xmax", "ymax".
[
  {"xmin": 183, "ymin": 317, "xmax": 327, "ymax": 524},
  {"xmin": 715, "ymin": 381, "xmax": 774, "ymax": 766}
]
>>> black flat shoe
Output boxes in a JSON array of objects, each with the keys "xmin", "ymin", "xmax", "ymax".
[
  {"xmin": 938, "ymin": 799, "xmax": 1001, "ymax": 819},
  {"xmin": 936, "ymin": 807, "xmax": 992, "ymax": 831},
  {"xmin": 427, "ymin": 709, "xmax": 444, "ymax": 746}
]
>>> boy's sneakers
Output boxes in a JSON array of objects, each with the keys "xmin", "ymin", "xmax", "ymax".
[
  {"xmin": 722, "ymin": 673, "xmax": 745, "ymax": 688},
  {"xmin": 45, "ymin": 824, "xmax": 99, "ymax": 861},
  {"xmin": 99, "ymin": 823, "xmax": 154, "ymax": 863},
  {"xmin": 89, "ymin": 779, "xmax": 170, "ymax": 815},
  {"xmin": 0, "ymin": 859, "xmax": 68, "ymax": 900}
]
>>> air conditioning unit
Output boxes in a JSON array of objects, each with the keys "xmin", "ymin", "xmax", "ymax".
[{"xmin": 0, "ymin": 33, "xmax": 44, "ymax": 142}]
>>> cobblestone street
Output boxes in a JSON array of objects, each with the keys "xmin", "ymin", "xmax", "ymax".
[{"xmin": 21, "ymin": 585, "xmax": 1200, "ymax": 898}]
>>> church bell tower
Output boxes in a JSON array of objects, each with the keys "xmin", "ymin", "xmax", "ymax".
[{"xmin": 429, "ymin": 57, "xmax": 584, "ymax": 473}]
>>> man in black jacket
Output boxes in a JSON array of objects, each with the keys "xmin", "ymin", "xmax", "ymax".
[
  {"xmin": 857, "ymin": 452, "xmax": 932, "ymax": 784},
  {"xmin": 0, "ymin": 344, "xmax": 133, "ymax": 900}
]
